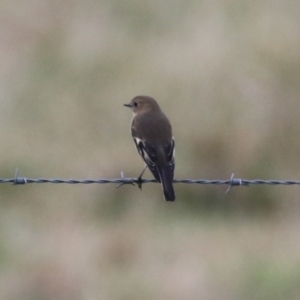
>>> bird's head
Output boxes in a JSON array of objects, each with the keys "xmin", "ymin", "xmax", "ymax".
[{"xmin": 124, "ymin": 96, "xmax": 161, "ymax": 115}]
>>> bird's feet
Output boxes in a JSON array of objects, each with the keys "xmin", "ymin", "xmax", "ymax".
[{"xmin": 137, "ymin": 166, "xmax": 148, "ymax": 190}]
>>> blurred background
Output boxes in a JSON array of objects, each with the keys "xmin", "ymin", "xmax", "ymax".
[{"xmin": 1, "ymin": 0, "xmax": 300, "ymax": 299}]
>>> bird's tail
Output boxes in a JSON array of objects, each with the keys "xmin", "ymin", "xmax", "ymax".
[{"xmin": 158, "ymin": 166, "xmax": 175, "ymax": 201}]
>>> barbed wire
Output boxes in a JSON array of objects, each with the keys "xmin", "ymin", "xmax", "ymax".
[{"xmin": 1, "ymin": 170, "xmax": 300, "ymax": 193}]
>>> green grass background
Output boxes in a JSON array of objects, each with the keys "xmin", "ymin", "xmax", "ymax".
[{"xmin": 1, "ymin": 1, "xmax": 300, "ymax": 299}]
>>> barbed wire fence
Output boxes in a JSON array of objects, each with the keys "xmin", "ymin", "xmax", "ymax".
[{"xmin": 2, "ymin": 169, "xmax": 300, "ymax": 194}]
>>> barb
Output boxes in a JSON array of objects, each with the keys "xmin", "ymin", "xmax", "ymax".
[
  {"xmin": 13, "ymin": 168, "xmax": 27, "ymax": 185},
  {"xmin": 225, "ymin": 173, "xmax": 249, "ymax": 194},
  {"xmin": 115, "ymin": 171, "xmax": 135, "ymax": 188},
  {"xmin": 2, "ymin": 170, "xmax": 300, "ymax": 192}
]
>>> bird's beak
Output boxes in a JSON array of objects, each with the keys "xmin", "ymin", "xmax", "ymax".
[{"xmin": 124, "ymin": 103, "xmax": 133, "ymax": 108}]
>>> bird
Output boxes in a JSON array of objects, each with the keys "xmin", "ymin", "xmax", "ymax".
[{"xmin": 124, "ymin": 96, "xmax": 175, "ymax": 201}]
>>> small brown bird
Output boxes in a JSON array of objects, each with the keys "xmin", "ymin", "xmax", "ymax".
[{"xmin": 124, "ymin": 96, "xmax": 175, "ymax": 201}]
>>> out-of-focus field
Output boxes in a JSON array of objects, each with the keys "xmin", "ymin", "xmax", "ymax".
[{"xmin": 1, "ymin": 1, "xmax": 300, "ymax": 299}]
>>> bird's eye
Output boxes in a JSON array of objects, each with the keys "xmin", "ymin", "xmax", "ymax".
[{"xmin": 133, "ymin": 101, "xmax": 138, "ymax": 107}]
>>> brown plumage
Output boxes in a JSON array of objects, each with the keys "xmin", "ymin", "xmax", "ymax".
[{"xmin": 124, "ymin": 96, "xmax": 175, "ymax": 201}]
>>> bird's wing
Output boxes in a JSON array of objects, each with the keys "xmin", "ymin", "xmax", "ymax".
[
  {"xmin": 165, "ymin": 137, "xmax": 175, "ymax": 176},
  {"xmin": 133, "ymin": 137, "xmax": 161, "ymax": 182},
  {"xmin": 164, "ymin": 138, "xmax": 175, "ymax": 179},
  {"xmin": 133, "ymin": 137, "xmax": 175, "ymax": 183}
]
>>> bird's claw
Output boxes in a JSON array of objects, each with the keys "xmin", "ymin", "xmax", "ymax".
[{"xmin": 136, "ymin": 165, "xmax": 148, "ymax": 190}]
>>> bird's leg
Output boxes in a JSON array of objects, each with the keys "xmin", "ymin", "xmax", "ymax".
[{"xmin": 137, "ymin": 165, "xmax": 148, "ymax": 190}]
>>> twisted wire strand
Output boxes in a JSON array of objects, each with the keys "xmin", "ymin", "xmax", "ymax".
[{"xmin": 1, "ymin": 170, "xmax": 300, "ymax": 191}]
